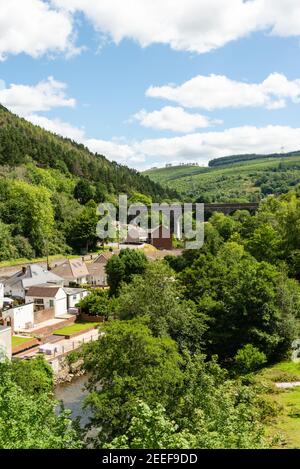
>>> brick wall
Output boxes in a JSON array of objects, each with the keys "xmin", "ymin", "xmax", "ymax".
[
  {"xmin": 12, "ymin": 338, "xmax": 39, "ymax": 355},
  {"xmin": 33, "ymin": 316, "xmax": 76, "ymax": 338},
  {"xmin": 79, "ymin": 312, "xmax": 105, "ymax": 323},
  {"xmin": 34, "ymin": 308, "xmax": 55, "ymax": 324}
]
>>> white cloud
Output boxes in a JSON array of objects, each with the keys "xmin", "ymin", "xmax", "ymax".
[
  {"xmin": 53, "ymin": 0, "xmax": 300, "ymax": 54},
  {"xmin": 27, "ymin": 114, "xmax": 85, "ymax": 141},
  {"xmin": 86, "ymin": 138, "xmax": 140, "ymax": 163},
  {"xmin": 22, "ymin": 109, "xmax": 300, "ymax": 168},
  {"xmin": 21, "ymin": 109, "xmax": 300, "ymax": 169},
  {"xmin": 133, "ymin": 106, "xmax": 221, "ymax": 132},
  {"xmin": 1, "ymin": 1, "xmax": 300, "ymax": 60},
  {"xmin": 0, "ymin": 77, "xmax": 76, "ymax": 116},
  {"xmin": 128, "ymin": 125, "xmax": 300, "ymax": 168},
  {"xmin": 0, "ymin": 0, "xmax": 77, "ymax": 60},
  {"xmin": 146, "ymin": 73, "xmax": 300, "ymax": 110}
]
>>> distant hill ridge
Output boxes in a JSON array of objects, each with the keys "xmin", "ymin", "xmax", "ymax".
[{"xmin": 209, "ymin": 150, "xmax": 300, "ymax": 167}]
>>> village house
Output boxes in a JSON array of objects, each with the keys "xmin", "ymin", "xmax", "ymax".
[
  {"xmin": 63, "ymin": 287, "xmax": 90, "ymax": 309},
  {"xmin": 51, "ymin": 259, "xmax": 89, "ymax": 286},
  {"xmin": 0, "ymin": 325, "xmax": 12, "ymax": 361},
  {"xmin": 87, "ymin": 262, "xmax": 108, "ymax": 287},
  {"xmin": 25, "ymin": 285, "xmax": 68, "ymax": 317},
  {"xmin": 86, "ymin": 252, "xmax": 116, "ymax": 287},
  {"xmin": 1, "ymin": 302, "xmax": 35, "ymax": 332},
  {"xmin": 3, "ymin": 264, "xmax": 64, "ymax": 299}
]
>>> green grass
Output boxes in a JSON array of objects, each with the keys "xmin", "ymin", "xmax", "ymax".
[
  {"xmin": 12, "ymin": 336, "xmax": 34, "ymax": 347},
  {"xmin": 259, "ymin": 361, "xmax": 300, "ymax": 382},
  {"xmin": 53, "ymin": 322, "xmax": 99, "ymax": 336},
  {"xmin": 266, "ymin": 387, "xmax": 300, "ymax": 448},
  {"xmin": 256, "ymin": 361, "xmax": 300, "ymax": 448},
  {"xmin": 0, "ymin": 251, "xmax": 103, "ymax": 268}
]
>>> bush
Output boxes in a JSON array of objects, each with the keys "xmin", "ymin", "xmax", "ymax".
[{"xmin": 234, "ymin": 344, "xmax": 267, "ymax": 374}]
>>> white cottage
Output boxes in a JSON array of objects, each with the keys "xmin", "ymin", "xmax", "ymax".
[
  {"xmin": 25, "ymin": 286, "xmax": 68, "ymax": 318},
  {"xmin": 2, "ymin": 303, "xmax": 35, "ymax": 332}
]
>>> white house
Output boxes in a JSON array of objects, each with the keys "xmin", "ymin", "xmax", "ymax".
[
  {"xmin": 63, "ymin": 288, "xmax": 90, "ymax": 309},
  {"xmin": 4, "ymin": 264, "xmax": 64, "ymax": 299},
  {"xmin": 0, "ymin": 326, "xmax": 12, "ymax": 360},
  {"xmin": 25, "ymin": 286, "xmax": 68, "ymax": 318},
  {"xmin": 2, "ymin": 303, "xmax": 35, "ymax": 332}
]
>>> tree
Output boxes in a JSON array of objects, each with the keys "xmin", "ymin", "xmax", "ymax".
[
  {"xmin": 116, "ymin": 261, "xmax": 207, "ymax": 353},
  {"xmin": 83, "ymin": 319, "xmax": 184, "ymax": 447},
  {"xmin": 173, "ymin": 354, "xmax": 267, "ymax": 449},
  {"xmin": 11, "ymin": 356, "xmax": 53, "ymax": 395},
  {"xmin": 181, "ymin": 242, "xmax": 299, "ymax": 363},
  {"xmin": 210, "ymin": 212, "xmax": 240, "ymax": 241},
  {"xmin": 0, "ymin": 180, "xmax": 54, "ymax": 255},
  {"xmin": 105, "ymin": 355, "xmax": 268, "ymax": 449},
  {"xmin": 105, "ymin": 401, "xmax": 194, "ymax": 449},
  {"xmin": 0, "ymin": 221, "xmax": 17, "ymax": 260},
  {"xmin": 77, "ymin": 289, "xmax": 116, "ymax": 319},
  {"xmin": 74, "ymin": 179, "xmax": 95, "ymax": 205},
  {"xmin": 0, "ymin": 359, "xmax": 82, "ymax": 449},
  {"xmin": 246, "ymin": 223, "xmax": 281, "ymax": 263},
  {"xmin": 105, "ymin": 255, "xmax": 125, "ymax": 296},
  {"xmin": 233, "ymin": 344, "xmax": 267, "ymax": 374},
  {"xmin": 106, "ymin": 249, "xmax": 148, "ymax": 296},
  {"xmin": 68, "ymin": 202, "xmax": 98, "ymax": 253}
]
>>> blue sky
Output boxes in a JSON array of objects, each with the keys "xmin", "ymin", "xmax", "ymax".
[{"xmin": 1, "ymin": 1, "xmax": 300, "ymax": 169}]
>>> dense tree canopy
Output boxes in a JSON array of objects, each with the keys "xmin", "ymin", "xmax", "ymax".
[
  {"xmin": 83, "ymin": 319, "xmax": 184, "ymax": 447},
  {"xmin": 0, "ymin": 358, "xmax": 81, "ymax": 449},
  {"xmin": 106, "ymin": 248, "xmax": 148, "ymax": 296}
]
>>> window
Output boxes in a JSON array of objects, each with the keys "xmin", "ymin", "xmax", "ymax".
[
  {"xmin": 49, "ymin": 300, "xmax": 54, "ymax": 307},
  {"xmin": 73, "ymin": 295, "xmax": 77, "ymax": 300},
  {"xmin": 34, "ymin": 299, "xmax": 44, "ymax": 305}
]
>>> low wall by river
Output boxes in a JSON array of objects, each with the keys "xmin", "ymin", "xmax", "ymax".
[{"xmin": 51, "ymin": 355, "xmax": 85, "ymax": 385}]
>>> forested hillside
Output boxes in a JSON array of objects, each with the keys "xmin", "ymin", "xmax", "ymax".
[
  {"xmin": 209, "ymin": 150, "xmax": 300, "ymax": 167},
  {"xmin": 144, "ymin": 154, "xmax": 300, "ymax": 203},
  {"xmin": 0, "ymin": 105, "xmax": 176, "ymax": 261}
]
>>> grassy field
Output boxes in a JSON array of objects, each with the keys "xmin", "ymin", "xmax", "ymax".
[
  {"xmin": 257, "ymin": 361, "xmax": 300, "ymax": 448},
  {"xmin": 12, "ymin": 336, "xmax": 34, "ymax": 347},
  {"xmin": 144, "ymin": 155, "xmax": 300, "ymax": 202},
  {"xmin": 53, "ymin": 322, "xmax": 100, "ymax": 336}
]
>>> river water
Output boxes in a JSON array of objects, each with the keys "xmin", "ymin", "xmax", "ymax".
[{"xmin": 55, "ymin": 374, "xmax": 92, "ymax": 427}]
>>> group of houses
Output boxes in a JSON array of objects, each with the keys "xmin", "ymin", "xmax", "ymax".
[{"xmin": 0, "ymin": 253, "xmax": 115, "ymax": 360}]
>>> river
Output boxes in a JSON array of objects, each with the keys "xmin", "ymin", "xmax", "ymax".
[{"xmin": 55, "ymin": 374, "xmax": 92, "ymax": 427}]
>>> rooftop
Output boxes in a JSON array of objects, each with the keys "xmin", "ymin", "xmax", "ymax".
[
  {"xmin": 64, "ymin": 287, "xmax": 88, "ymax": 295},
  {"xmin": 26, "ymin": 285, "xmax": 62, "ymax": 298}
]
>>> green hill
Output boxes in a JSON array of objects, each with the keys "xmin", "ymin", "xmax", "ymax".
[
  {"xmin": 0, "ymin": 104, "xmax": 174, "ymax": 200},
  {"xmin": 144, "ymin": 153, "xmax": 300, "ymax": 202},
  {"xmin": 0, "ymin": 105, "xmax": 175, "ymax": 261}
]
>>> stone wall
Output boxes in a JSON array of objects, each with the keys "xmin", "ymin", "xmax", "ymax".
[{"xmin": 50, "ymin": 355, "xmax": 85, "ymax": 384}]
